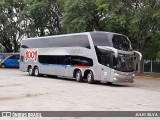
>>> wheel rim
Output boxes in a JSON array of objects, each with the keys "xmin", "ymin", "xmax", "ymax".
[
  {"xmin": 76, "ymin": 73, "xmax": 80, "ymax": 80},
  {"xmin": 87, "ymin": 73, "xmax": 92, "ymax": 81},
  {"xmin": 35, "ymin": 68, "xmax": 38, "ymax": 76},
  {"xmin": 29, "ymin": 68, "xmax": 32, "ymax": 75}
]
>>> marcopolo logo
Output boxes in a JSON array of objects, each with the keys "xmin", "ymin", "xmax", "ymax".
[
  {"xmin": 25, "ymin": 49, "xmax": 38, "ymax": 62},
  {"xmin": 71, "ymin": 49, "xmax": 82, "ymax": 53}
]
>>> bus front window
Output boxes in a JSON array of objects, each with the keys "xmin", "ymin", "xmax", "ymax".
[
  {"xmin": 113, "ymin": 54, "xmax": 134, "ymax": 72},
  {"xmin": 95, "ymin": 47, "xmax": 112, "ymax": 67}
]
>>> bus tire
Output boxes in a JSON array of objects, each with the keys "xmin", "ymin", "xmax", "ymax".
[
  {"xmin": 106, "ymin": 82, "xmax": 113, "ymax": 85},
  {"xmin": 75, "ymin": 70, "xmax": 83, "ymax": 82},
  {"xmin": 87, "ymin": 71, "xmax": 94, "ymax": 84},
  {"xmin": 28, "ymin": 66, "xmax": 34, "ymax": 76},
  {"xmin": 34, "ymin": 66, "xmax": 41, "ymax": 77},
  {"xmin": 1, "ymin": 63, "xmax": 5, "ymax": 68}
]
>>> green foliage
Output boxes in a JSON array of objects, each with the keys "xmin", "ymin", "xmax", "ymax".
[
  {"xmin": 143, "ymin": 34, "xmax": 160, "ymax": 59},
  {"xmin": 0, "ymin": 0, "xmax": 26, "ymax": 52},
  {"xmin": 21, "ymin": 0, "xmax": 62, "ymax": 36},
  {"xmin": 62, "ymin": 0, "xmax": 97, "ymax": 33},
  {"xmin": 96, "ymin": 0, "xmax": 108, "ymax": 10},
  {"xmin": 0, "ymin": 0, "xmax": 63, "ymax": 52}
]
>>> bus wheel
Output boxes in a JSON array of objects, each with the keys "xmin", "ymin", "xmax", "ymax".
[
  {"xmin": 87, "ymin": 71, "xmax": 94, "ymax": 84},
  {"xmin": 75, "ymin": 70, "xmax": 83, "ymax": 82},
  {"xmin": 28, "ymin": 67, "xmax": 34, "ymax": 76},
  {"xmin": 1, "ymin": 64, "xmax": 5, "ymax": 68},
  {"xmin": 34, "ymin": 67, "xmax": 41, "ymax": 77},
  {"xmin": 106, "ymin": 82, "xmax": 113, "ymax": 85}
]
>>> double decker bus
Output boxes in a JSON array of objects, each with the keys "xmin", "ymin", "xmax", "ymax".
[
  {"xmin": 0, "ymin": 53, "xmax": 19, "ymax": 68},
  {"xmin": 20, "ymin": 32, "xmax": 142, "ymax": 84}
]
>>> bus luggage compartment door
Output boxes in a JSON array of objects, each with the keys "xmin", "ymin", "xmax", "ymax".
[
  {"xmin": 64, "ymin": 65, "xmax": 71, "ymax": 77},
  {"xmin": 56, "ymin": 65, "xmax": 71, "ymax": 77},
  {"xmin": 100, "ymin": 67, "xmax": 110, "ymax": 82}
]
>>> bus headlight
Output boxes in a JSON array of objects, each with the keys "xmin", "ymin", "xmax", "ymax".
[
  {"xmin": 133, "ymin": 74, "xmax": 135, "ymax": 77},
  {"xmin": 114, "ymin": 77, "xmax": 117, "ymax": 80},
  {"xmin": 114, "ymin": 73, "xmax": 119, "ymax": 76}
]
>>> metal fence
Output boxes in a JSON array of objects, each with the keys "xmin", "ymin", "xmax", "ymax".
[{"xmin": 143, "ymin": 60, "xmax": 160, "ymax": 73}]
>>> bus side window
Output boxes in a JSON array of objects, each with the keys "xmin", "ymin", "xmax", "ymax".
[
  {"xmin": 71, "ymin": 59, "xmax": 80, "ymax": 66},
  {"xmin": 71, "ymin": 56, "xmax": 93, "ymax": 66},
  {"xmin": 15, "ymin": 55, "xmax": 20, "ymax": 60},
  {"xmin": 100, "ymin": 55, "xmax": 111, "ymax": 67},
  {"xmin": 9, "ymin": 55, "xmax": 19, "ymax": 60},
  {"xmin": 9, "ymin": 55, "xmax": 15, "ymax": 59},
  {"xmin": 80, "ymin": 60, "xmax": 89, "ymax": 66},
  {"xmin": 64, "ymin": 57, "xmax": 71, "ymax": 65},
  {"xmin": 57, "ymin": 56, "xmax": 65, "ymax": 64},
  {"xmin": 47, "ymin": 56, "xmax": 57, "ymax": 64}
]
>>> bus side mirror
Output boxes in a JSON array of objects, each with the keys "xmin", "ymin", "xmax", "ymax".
[{"xmin": 134, "ymin": 51, "xmax": 142, "ymax": 61}]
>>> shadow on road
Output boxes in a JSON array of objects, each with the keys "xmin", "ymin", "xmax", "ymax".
[{"xmin": 27, "ymin": 74, "xmax": 133, "ymax": 88}]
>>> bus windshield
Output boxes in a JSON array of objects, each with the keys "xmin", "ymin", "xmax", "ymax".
[
  {"xmin": 112, "ymin": 54, "xmax": 134, "ymax": 72},
  {"xmin": 112, "ymin": 34, "xmax": 131, "ymax": 51}
]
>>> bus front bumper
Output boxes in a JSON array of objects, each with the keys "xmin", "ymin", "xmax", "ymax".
[{"xmin": 111, "ymin": 73, "xmax": 135, "ymax": 83}]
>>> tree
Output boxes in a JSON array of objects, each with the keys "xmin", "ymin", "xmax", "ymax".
[
  {"xmin": 143, "ymin": 34, "xmax": 160, "ymax": 60},
  {"xmin": 62, "ymin": 0, "xmax": 105, "ymax": 33},
  {"xmin": 0, "ymin": 0, "xmax": 63, "ymax": 52},
  {"xmin": 0, "ymin": 0, "xmax": 26, "ymax": 52},
  {"xmin": 21, "ymin": 0, "xmax": 62, "ymax": 37}
]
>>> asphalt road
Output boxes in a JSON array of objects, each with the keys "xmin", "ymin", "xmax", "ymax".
[{"xmin": 0, "ymin": 69, "xmax": 160, "ymax": 120}]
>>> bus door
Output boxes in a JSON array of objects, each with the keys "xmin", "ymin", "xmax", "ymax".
[
  {"xmin": 63, "ymin": 56, "xmax": 71, "ymax": 77},
  {"xmin": 98, "ymin": 55, "xmax": 111, "ymax": 81},
  {"xmin": 55, "ymin": 56, "xmax": 69, "ymax": 76}
]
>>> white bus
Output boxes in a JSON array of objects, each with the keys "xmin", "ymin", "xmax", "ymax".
[{"xmin": 20, "ymin": 32, "xmax": 142, "ymax": 84}]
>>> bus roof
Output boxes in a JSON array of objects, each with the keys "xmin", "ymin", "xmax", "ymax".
[{"xmin": 22, "ymin": 31, "xmax": 126, "ymax": 41}]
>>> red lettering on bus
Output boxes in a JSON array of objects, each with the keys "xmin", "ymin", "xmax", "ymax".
[{"xmin": 25, "ymin": 50, "xmax": 38, "ymax": 62}]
